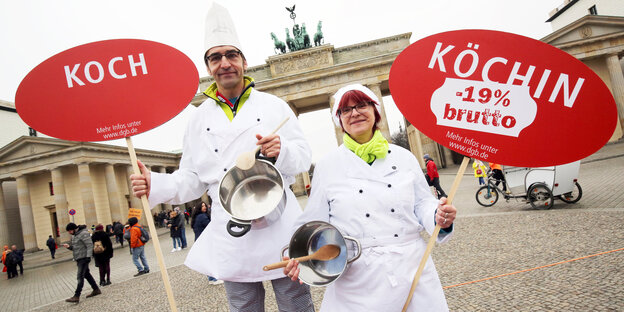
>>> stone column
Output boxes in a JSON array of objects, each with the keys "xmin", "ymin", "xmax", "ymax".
[
  {"xmin": 328, "ymin": 95, "xmax": 345, "ymax": 145},
  {"xmin": 367, "ymin": 83, "xmax": 392, "ymax": 141},
  {"xmin": 0, "ymin": 182, "xmax": 10, "ymax": 246},
  {"xmin": 606, "ymin": 54, "xmax": 624, "ymax": 132},
  {"xmin": 105, "ymin": 164, "xmax": 122, "ymax": 223},
  {"xmin": 126, "ymin": 165, "xmax": 142, "ymax": 210},
  {"xmin": 51, "ymin": 168, "xmax": 71, "ymax": 242},
  {"xmin": 16, "ymin": 175, "xmax": 38, "ymax": 250},
  {"xmin": 77, "ymin": 163, "xmax": 98, "ymax": 228},
  {"xmin": 159, "ymin": 167, "xmax": 173, "ymax": 211}
]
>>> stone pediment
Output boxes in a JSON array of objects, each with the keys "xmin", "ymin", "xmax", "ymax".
[
  {"xmin": 542, "ymin": 15, "xmax": 624, "ymax": 48},
  {"xmin": 0, "ymin": 136, "xmax": 76, "ymax": 163}
]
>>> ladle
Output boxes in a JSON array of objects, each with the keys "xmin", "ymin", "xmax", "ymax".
[
  {"xmin": 262, "ymin": 244, "xmax": 340, "ymax": 271},
  {"xmin": 235, "ymin": 117, "xmax": 289, "ymax": 170}
]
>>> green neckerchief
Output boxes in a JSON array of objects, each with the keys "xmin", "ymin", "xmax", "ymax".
[
  {"xmin": 343, "ymin": 130, "xmax": 389, "ymax": 164},
  {"xmin": 203, "ymin": 76, "xmax": 255, "ymax": 121}
]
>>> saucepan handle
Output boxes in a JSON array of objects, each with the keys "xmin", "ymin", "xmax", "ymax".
[
  {"xmin": 280, "ymin": 244, "xmax": 289, "ymax": 261},
  {"xmin": 344, "ymin": 236, "xmax": 362, "ymax": 264},
  {"xmin": 227, "ymin": 219, "xmax": 252, "ymax": 237},
  {"xmin": 255, "ymin": 149, "xmax": 277, "ymax": 165}
]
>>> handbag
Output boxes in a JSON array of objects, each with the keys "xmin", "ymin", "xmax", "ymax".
[{"xmin": 476, "ymin": 169, "xmax": 483, "ymax": 175}]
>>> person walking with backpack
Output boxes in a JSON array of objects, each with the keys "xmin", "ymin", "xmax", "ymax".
[
  {"xmin": 46, "ymin": 235, "xmax": 57, "ymax": 259},
  {"xmin": 62, "ymin": 223, "xmax": 101, "ymax": 303},
  {"xmin": 4, "ymin": 249, "xmax": 18, "ymax": 279},
  {"xmin": 126, "ymin": 217, "xmax": 150, "ymax": 277},
  {"xmin": 91, "ymin": 224, "xmax": 113, "ymax": 286}
]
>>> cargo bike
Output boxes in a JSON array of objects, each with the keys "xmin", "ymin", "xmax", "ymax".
[{"xmin": 475, "ymin": 161, "xmax": 582, "ymax": 209}]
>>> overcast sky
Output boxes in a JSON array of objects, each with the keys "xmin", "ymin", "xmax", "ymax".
[{"xmin": 0, "ymin": 0, "xmax": 564, "ymax": 162}]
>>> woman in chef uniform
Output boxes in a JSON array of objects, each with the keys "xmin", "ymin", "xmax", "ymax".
[{"xmin": 284, "ymin": 84, "xmax": 456, "ymax": 311}]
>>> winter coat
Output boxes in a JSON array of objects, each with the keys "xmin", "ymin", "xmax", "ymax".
[
  {"xmin": 192, "ymin": 213, "xmax": 210, "ymax": 240},
  {"xmin": 149, "ymin": 87, "xmax": 312, "ymax": 282},
  {"xmin": 473, "ymin": 161, "xmax": 487, "ymax": 178},
  {"xmin": 68, "ymin": 226, "xmax": 93, "ymax": 260},
  {"xmin": 91, "ymin": 230, "xmax": 114, "ymax": 261},
  {"xmin": 113, "ymin": 222, "xmax": 124, "ymax": 235},
  {"xmin": 295, "ymin": 144, "xmax": 452, "ymax": 311},
  {"xmin": 170, "ymin": 215, "xmax": 181, "ymax": 238},
  {"xmin": 129, "ymin": 225, "xmax": 146, "ymax": 248},
  {"xmin": 426, "ymin": 158, "xmax": 440, "ymax": 179},
  {"xmin": 46, "ymin": 237, "xmax": 56, "ymax": 249}
]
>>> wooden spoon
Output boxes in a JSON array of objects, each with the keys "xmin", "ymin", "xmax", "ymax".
[
  {"xmin": 235, "ymin": 117, "xmax": 290, "ymax": 170},
  {"xmin": 262, "ymin": 244, "xmax": 341, "ymax": 271}
]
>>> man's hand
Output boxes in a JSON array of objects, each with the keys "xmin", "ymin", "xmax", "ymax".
[
  {"xmin": 256, "ymin": 134, "xmax": 281, "ymax": 159},
  {"xmin": 130, "ymin": 159, "xmax": 151, "ymax": 198}
]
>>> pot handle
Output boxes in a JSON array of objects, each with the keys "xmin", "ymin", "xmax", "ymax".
[
  {"xmin": 255, "ymin": 149, "xmax": 277, "ymax": 165},
  {"xmin": 344, "ymin": 236, "xmax": 362, "ymax": 264},
  {"xmin": 227, "ymin": 220, "xmax": 252, "ymax": 237},
  {"xmin": 280, "ymin": 244, "xmax": 289, "ymax": 261}
]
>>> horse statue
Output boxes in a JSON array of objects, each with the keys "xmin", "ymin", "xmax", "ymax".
[
  {"xmin": 301, "ymin": 23, "xmax": 311, "ymax": 48},
  {"xmin": 285, "ymin": 28, "xmax": 295, "ymax": 51},
  {"xmin": 314, "ymin": 21, "xmax": 324, "ymax": 46},
  {"xmin": 271, "ymin": 32, "xmax": 286, "ymax": 54}
]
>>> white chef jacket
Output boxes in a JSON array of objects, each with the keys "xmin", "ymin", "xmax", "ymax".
[
  {"xmin": 295, "ymin": 144, "xmax": 452, "ymax": 311},
  {"xmin": 148, "ymin": 89, "xmax": 312, "ymax": 282}
]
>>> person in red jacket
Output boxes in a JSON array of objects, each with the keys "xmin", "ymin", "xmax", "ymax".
[{"xmin": 424, "ymin": 154, "xmax": 447, "ymax": 198}]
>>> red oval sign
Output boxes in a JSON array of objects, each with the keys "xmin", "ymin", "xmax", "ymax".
[
  {"xmin": 16, "ymin": 39, "xmax": 199, "ymax": 142},
  {"xmin": 390, "ymin": 30, "xmax": 617, "ymax": 167}
]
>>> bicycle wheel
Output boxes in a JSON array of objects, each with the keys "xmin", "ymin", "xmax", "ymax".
[
  {"xmin": 559, "ymin": 182, "xmax": 582, "ymax": 204},
  {"xmin": 528, "ymin": 183, "xmax": 553, "ymax": 209},
  {"xmin": 476, "ymin": 185, "xmax": 498, "ymax": 207}
]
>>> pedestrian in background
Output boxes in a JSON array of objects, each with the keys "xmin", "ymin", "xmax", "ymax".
[
  {"xmin": 4, "ymin": 249, "xmax": 18, "ymax": 279},
  {"xmin": 126, "ymin": 217, "xmax": 150, "ymax": 277},
  {"xmin": 46, "ymin": 235, "xmax": 57, "ymax": 259},
  {"xmin": 473, "ymin": 159, "xmax": 487, "ymax": 185},
  {"xmin": 91, "ymin": 224, "xmax": 113, "ymax": 286},
  {"xmin": 489, "ymin": 162, "xmax": 510, "ymax": 194},
  {"xmin": 63, "ymin": 223, "xmax": 101, "ymax": 303},
  {"xmin": 168, "ymin": 210, "xmax": 182, "ymax": 252},
  {"xmin": 2, "ymin": 245, "xmax": 8, "ymax": 277},
  {"xmin": 191, "ymin": 200, "xmax": 222, "ymax": 285},
  {"xmin": 176, "ymin": 207, "xmax": 188, "ymax": 249},
  {"xmin": 113, "ymin": 221, "xmax": 124, "ymax": 247},
  {"xmin": 10, "ymin": 245, "xmax": 23, "ymax": 276},
  {"xmin": 424, "ymin": 154, "xmax": 447, "ymax": 198}
]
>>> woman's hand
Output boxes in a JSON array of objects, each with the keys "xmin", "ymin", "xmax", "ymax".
[
  {"xmin": 436, "ymin": 197, "xmax": 457, "ymax": 229},
  {"xmin": 283, "ymin": 257, "xmax": 303, "ymax": 284}
]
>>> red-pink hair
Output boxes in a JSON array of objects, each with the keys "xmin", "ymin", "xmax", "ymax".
[{"xmin": 336, "ymin": 90, "xmax": 381, "ymax": 132}]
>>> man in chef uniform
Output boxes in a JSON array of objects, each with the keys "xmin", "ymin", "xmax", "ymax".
[{"xmin": 130, "ymin": 3, "xmax": 314, "ymax": 311}]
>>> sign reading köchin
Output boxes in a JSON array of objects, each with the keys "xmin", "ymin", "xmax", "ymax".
[{"xmin": 390, "ymin": 29, "xmax": 617, "ymax": 167}]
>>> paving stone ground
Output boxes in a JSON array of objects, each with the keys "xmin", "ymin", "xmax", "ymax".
[{"xmin": 1, "ymin": 141, "xmax": 622, "ymax": 311}]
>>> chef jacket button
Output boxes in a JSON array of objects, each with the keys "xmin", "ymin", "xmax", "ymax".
[
  {"xmin": 214, "ymin": 149, "xmax": 218, "ymax": 152},
  {"xmin": 365, "ymin": 213, "xmax": 370, "ymax": 217},
  {"xmin": 392, "ymin": 166, "xmax": 397, "ymax": 170},
  {"xmin": 387, "ymin": 184, "xmax": 392, "ymax": 188},
  {"xmin": 394, "ymin": 234, "xmax": 398, "ymax": 237},
  {"xmin": 388, "ymin": 150, "xmax": 391, "ymax": 153},
  {"xmin": 359, "ymin": 189, "xmax": 363, "ymax": 194},
  {"xmin": 223, "ymin": 168, "xmax": 227, "ymax": 172},
  {"xmin": 206, "ymin": 128, "xmax": 210, "ymax": 131},
  {"xmin": 257, "ymin": 118, "xmax": 261, "ymax": 122},
  {"xmin": 391, "ymin": 208, "xmax": 395, "ymax": 212}
]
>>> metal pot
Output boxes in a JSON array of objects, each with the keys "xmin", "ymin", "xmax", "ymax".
[
  {"xmin": 219, "ymin": 158, "xmax": 286, "ymax": 237},
  {"xmin": 282, "ymin": 221, "xmax": 361, "ymax": 286}
]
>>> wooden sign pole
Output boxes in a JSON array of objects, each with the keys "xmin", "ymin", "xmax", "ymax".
[
  {"xmin": 126, "ymin": 137, "xmax": 178, "ymax": 312},
  {"xmin": 402, "ymin": 156, "xmax": 470, "ymax": 311}
]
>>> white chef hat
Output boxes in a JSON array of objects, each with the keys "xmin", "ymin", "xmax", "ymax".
[
  {"xmin": 204, "ymin": 2, "xmax": 243, "ymax": 55},
  {"xmin": 331, "ymin": 84, "xmax": 381, "ymax": 127}
]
